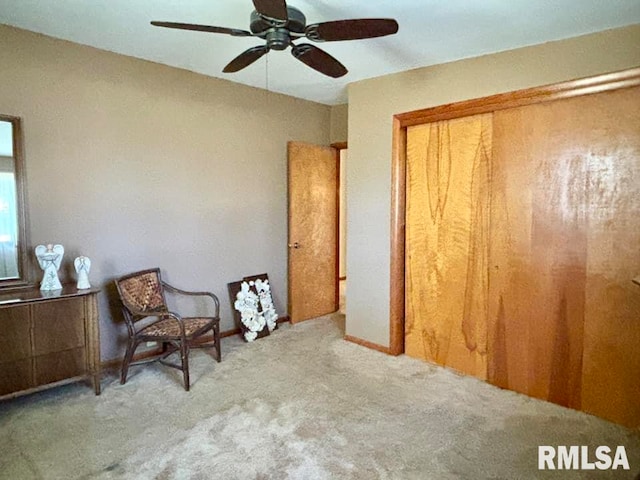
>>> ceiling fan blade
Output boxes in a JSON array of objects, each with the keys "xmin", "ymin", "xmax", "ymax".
[
  {"xmin": 291, "ymin": 43, "xmax": 347, "ymax": 78},
  {"xmin": 306, "ymin": 19, "xmax": 399, "ymax": 42},
  {"xmin": 223, "ymin": 46, "xmax": 270, "ymax": 73},
  {"xmin": 252, "ymin": 0, "xmax": 288, "ymax": 22},
  {"xmin": 151, "ymin": 21, "xmax": 252, "ymax": 37}
]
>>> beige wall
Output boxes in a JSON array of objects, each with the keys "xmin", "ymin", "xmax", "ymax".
[
  {"xmin": 0, "ymin": 25, "xmax": 331, "ymax": 361},
  {"xmin": 346, "ymin": 24, "xmax": 640, "ymax": 347},
  {"xmin": 330, "ymin": 103, "xmax": 348, "ymax": 144}
]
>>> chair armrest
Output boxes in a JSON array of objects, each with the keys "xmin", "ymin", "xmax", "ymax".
[
  {"xmin": 125, "ymin": 307, "xmax": 187, "ymax": 338},
  {"xmin": 161, "ymin": 282, "xmax": 220, "ymax": 317}
]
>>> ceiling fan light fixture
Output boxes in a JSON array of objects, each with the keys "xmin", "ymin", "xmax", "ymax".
[{"xmin": 265, "ymin": 29, "xmax": 290, "ymax": 51}]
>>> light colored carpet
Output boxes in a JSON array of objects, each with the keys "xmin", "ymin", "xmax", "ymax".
[{"xmin": 1, "ymin": 313, "xmax": 638, "ymax": 479}]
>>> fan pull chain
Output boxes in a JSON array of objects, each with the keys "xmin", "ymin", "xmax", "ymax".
[{"xmin": 266, "ymin": 52, "xmax": 270, "ymax": 94}]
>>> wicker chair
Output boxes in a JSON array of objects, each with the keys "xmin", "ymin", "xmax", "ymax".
[{"xmin": 114, "ymin": 268, "xmax": 221, "ymax": 391}]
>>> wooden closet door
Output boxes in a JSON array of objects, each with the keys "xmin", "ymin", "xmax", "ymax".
[
  {"xmin": 405, "ymin": 85, "xmax": 640, "ymax": 427},
  {"xmin": 489, "ymin": 105, "xmax": 588, "ymax": 410},
  {"xmin": 489, "ymin": 86, "xmax": 640, "ymax": 425},
  {"xmin": 405, "ymin": 114, "xmax": 492, "ymax": 379}
]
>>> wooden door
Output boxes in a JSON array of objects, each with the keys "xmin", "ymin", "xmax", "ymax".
[
  {"xmin": 488, "ymin": 87, "xmax": 640, "ymax": 425},
  {"xmin": 405, "ymin": 114, "xmax": 492, "ymax": 379},
  {"xmin": 288, "ymin": 141, "xmax": 338, "ymax": 323},
  {"xmin": 404, "ymin": 85, "xmax": 640, "ymax": 427}
]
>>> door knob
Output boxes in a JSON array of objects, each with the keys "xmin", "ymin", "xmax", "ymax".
[{"xmin": 288, "ymin": 242, "xmax": 301, "ymax": 249}]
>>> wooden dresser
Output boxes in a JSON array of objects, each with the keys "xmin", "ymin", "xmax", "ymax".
[{"xmin": 0, "ymin": 285, "xmax": 100, "ymax": 399}]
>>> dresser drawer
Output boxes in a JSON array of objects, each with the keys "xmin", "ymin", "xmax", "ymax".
[
  {"xmin": 33, "ymin": 298, "xmax": 85, "ymax": 356},
  {"xmin": 0, "ymin": 305, "xmax": 31, "ymax": 363},
  {"xmin": 0, "ymin": 358, "xmax": 33, "ymax": 395},
  {"xmin": 35, "ymin": 348, "xmax": 86, "ymax": 385}
]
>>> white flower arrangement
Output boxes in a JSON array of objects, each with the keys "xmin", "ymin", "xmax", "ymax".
[
  {"xmin": 232, "ymin": 275, "xmax": 279, "ymax": 342},
  {"xmin": 234, "ymin": 281, "xmax": 266, "ymax": 342},
  {"xmin": 253, "ymin": 279, "xmax": 277, "ymax": 332}
]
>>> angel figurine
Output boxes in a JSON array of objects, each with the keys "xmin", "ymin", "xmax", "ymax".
[
  {"xmin": 35, "ymin": 244, "xmax": 64, "ymax": 291},
  {"xmin": 74, "ymin": 256, "xmax": 91, "ymax": 289}
]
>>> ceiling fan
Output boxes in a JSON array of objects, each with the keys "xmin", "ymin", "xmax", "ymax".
[{"xmin": 151, "ymin": 0, "xmax": 399, "ymax": 78}]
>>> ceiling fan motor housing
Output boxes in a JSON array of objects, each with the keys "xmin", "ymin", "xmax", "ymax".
[{"xmin": 250, "ymin": 6, "xmax": 306, "ymax": 50}]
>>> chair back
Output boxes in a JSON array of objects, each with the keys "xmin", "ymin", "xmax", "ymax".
[{"xmin": 115, "ymin": 268, "xmax": 168, "ymax": 322}]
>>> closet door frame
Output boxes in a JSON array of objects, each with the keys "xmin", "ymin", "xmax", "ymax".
[{"xmin": 388, "ymin": 67, "xmax": 640, "ymax": 355}]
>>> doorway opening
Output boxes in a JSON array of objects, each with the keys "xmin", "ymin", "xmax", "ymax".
[{"xmin": 333, "ymin": 142, "xmax": 348, "ymax": 315}]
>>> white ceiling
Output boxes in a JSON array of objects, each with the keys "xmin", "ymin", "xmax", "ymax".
[{"xmin": 1, "ymin": 0, "xmax": 639, "ymax": 105}]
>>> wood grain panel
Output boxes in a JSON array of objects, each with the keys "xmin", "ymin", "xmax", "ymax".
[
  {"xmin": 490, "ymin": 105, "xmax": 589, "ymax": 410},
  {"xmin": 389, "ymin": 117, "xmax": 406, "ymax": 356},
  {"xmin": 398, "ymin": 71, "xmax": 640, "ymax": 427},
  {"xmin": 0, "ymin": 359, "xmax": 33, "ymax": 395},
  {"xmin": 35, "ymin": 348, "xmax": 86, "ymax": 385},
  {"xmin": 405, "ymin": 114, "xmax": 492, "ymax": 379},
  {"xmin": 486, "ymin": 107, "xmax": 536, "ymax": 397},
  {"xmin": 288, "ymin": 142, "xmax": 338, "ymax": 323},
  {"xmin": 33, "ymin": 298, "xmax": 85, "ymax": 355},
  {"xmin": 577, "ymin": 87, "xmax": 640, "ymax": 427},
  {"xmin": 0, "ymin": 305, "xmax": 30, "ymax": 363},
  {"xmin": 84, "ymin": 292, "xmax": 101, "ymax": 394},
  {"xmin": 490, "ymin": 87, "xmax": 640, "ymax": 425}
]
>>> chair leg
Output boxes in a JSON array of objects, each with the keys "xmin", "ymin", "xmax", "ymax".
[
  {"xmin": 213, "ymin": 324, "xmax": 221, "ymax": 362},
  {"xmin": 121, "ymin": 338, "xmax": 137, "ymax": 385},
  {"xmin": 180, "ymin": 341, "xmax": 190, "ymax": 391}
]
